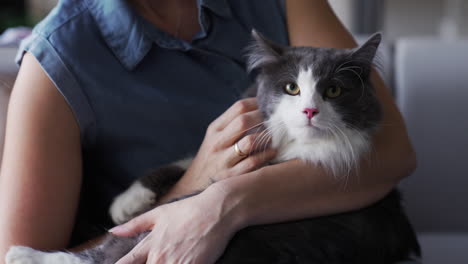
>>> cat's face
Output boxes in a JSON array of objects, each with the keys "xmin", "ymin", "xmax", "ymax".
[
  {"xmin": 268, "ymin": 66, "xmax": 350, "ymax": 141},
  {"xmin": 247, "ymin": 31, "xmax": 382, "ymax": 171}
]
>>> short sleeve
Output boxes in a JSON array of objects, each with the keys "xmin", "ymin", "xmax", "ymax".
[{"xmin": 16, "ymin": 33, "xmax": 96, "ymax": 146}]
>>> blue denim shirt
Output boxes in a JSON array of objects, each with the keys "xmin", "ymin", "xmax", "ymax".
[{"xmin": 17, "ymin": 0, "xmax": 288, "ymax": 244}]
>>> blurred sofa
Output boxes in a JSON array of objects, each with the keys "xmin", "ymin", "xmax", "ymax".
[{"xmin": 0, "ymin": 38, "xmax": 467, "ymax": 263}]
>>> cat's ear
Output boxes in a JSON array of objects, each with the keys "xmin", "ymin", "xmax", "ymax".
[
  {"xmin": 351, "ymin": 33, "xmax": 382, "ymax": 69},
  {"xmin": 246, "ymin": 29, "xmax": 284, "ymax": 72}
]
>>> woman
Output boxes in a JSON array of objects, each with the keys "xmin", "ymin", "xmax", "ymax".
[{"xmin": 0, "ymin": 0, "xmax": 416, "ymax": 263}]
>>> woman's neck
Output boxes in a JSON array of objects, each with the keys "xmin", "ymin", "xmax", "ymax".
[{"xmin": 128, "ymin": 0, "xmax": 201, "ymax": 42}]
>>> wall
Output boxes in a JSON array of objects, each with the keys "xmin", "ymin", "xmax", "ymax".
[
  {"xmin": 27, "ymin": 0, "xmax": 58, "ymax": 21},
  {"xmin": 329, "ymin": 0, "xmax": 468, "ymax": 41},
  {"xmin": 328, "ymin": 0, "xmax": 356, "ymax": 32},
  {"xmin": 383, "ymin": 0, "xmax": 468, "ymax": 41}
]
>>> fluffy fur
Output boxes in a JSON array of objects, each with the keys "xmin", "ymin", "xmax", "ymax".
[
  {"xmin": 5, "ymin": 31, "xmax": 420, "ymax": 264},
  {"xmin": 249, "ymin": 30, "xmax": 382, "ymax": 177},
  {"xmin": 266, "ymin": 66, "xmax": 371, "ymax": 176}
]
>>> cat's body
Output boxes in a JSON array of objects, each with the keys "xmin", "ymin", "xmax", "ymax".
[{"xmin": 5, "ymin": 32, "xmax": 420, "ymax": 264}]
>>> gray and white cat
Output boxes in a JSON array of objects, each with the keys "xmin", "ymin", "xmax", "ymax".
[{"xmin": 5, "ymin": 31, "xmax": 420, "ymax": 264}]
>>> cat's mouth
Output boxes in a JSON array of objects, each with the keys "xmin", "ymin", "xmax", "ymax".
[
  {"xmin": 301, "ymin": 119, "xmax": 322, "ymax": 130},
  {"xmin": 306, "ymin": 120, "xmax": 315, "ymax": 127},
  {"xmin": 295, "ymin": 122, "xmax": 329, "ymax": 136}
]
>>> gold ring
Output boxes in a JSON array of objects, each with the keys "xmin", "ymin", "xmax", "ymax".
[{"xmin": 234, "ymin": 141, "xmax": 248, "ymax": 157}]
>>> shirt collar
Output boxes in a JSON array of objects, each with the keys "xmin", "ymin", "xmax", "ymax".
[
  {"xmin": 86, "ymin": 0, "xmax": 151, "ymax": 71},
  {"xmin": 86, "ymin": 0, "xmax": 232, "ymax": 71}
]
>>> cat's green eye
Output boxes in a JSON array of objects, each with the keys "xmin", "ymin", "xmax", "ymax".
[
  {"xmin": 284, "ymin": 82, "xmax": 300, "ymax": 95},
  {"xmin": 326, "ymin": 86, "xmax": 342, "ymax": 98}
]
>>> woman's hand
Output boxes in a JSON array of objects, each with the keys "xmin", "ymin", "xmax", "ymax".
[
  {"xmin": 110, "ymin": 98, "xmax": 276, "ymax": 263},
  {"xmin": 111, "ymin": 185, "xmax": 241, "ymax": 264},
  {"xmin": 159, "ymin": 98, "xmax": 276, "ymax": 203}
]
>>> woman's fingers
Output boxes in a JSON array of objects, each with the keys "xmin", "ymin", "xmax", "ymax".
[
  {"xmin": 226, "ymin": 132, "xmax": 272, "ymax": 167},
  {"xmin": 110, "ymin": 210, "xmax": 156, "ymax": 237},
  {"xmin": 209, "ymin": 98, "xmax": 258, "ymax": 132},
  {"xmin": 231, "ymin": 148, "xmax": 277, "ymax": 176},
  {"xmin": 174, "ymin": 98, "xmax": 265, "ymax": 195},
  {"xmin": 217, "ymin": 110, "xmax": 264, "ymax": 148}
]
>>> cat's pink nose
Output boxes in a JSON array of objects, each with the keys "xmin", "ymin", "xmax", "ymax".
[{"xmin": 303, "ymin": 108, "xmax": 319, "ymax": 119}]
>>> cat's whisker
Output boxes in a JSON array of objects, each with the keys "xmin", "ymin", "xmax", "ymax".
[
  {"xmin": 336, "ymin": 65, "xmax": 363, "ymax": 75},
  {"xmin": 256, "ymin": 122, "xmax": 285, "ymax": 153},
  {"xmin": 334, "ymin": 58, "xmax": 372, "ymax": 74},
  {"xmin": 238, "ymin": 121, "xmax": 267, "ymax": 137},
  {"xmin": 332, "ymin": 77, "xmax": 346, "ymax": 88},
  {"xmin": 345, "ymin": 127, "xmax": 373, "ymax": 185},
  {"xmin": 334, "ymin": 59, "xmax": 358, "ymax": 74},
  {"xmin": 250, "ymin": 121, "xmax": 282, "ymax": 154},
  {"xmin": 236, "ymin": 121, "xmax": 275, "ymax": 155},
  {"xmin": 349, "ymin": 126, "xmax": 376, "ymax": 161},
  {"xmin": 329, "ymin": 123, "xmax": 359, "ymax": 178},
  {"xmin": 334, "ymin": 60, "xmax": 368, "ymax": 103},
  {"xmin": 340, "ymin": 124, "xmax": 372, "ymax": 186},
  {"xmin": 251, "ymin": 128, "xmax": 272, "ymax": 153},
  {"xmin": 337, "ymin": 68, "xmax": 366, "ymax": 102},
  {"xmin": 327, "ymin": 127, "xmax": 351, "ymax": 190},
  {"xmin": 264, "ymin": 122, "xmax": 287, "ymax": 153},
  {"xmin": 324, "ymin": 126, "xmax": 350, "ymax": 180}
]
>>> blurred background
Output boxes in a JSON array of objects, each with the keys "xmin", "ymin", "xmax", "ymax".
[
  {"xmin": 0, "ymin": 0, "xmax": 57, "ymax": 32},
  {"xmin": 1, "ymin": 0, "xmax": 468, "ymax": 263},
  {"xmin": 2, "ymin": 0, "xmax": 468, "ymax": 41}
]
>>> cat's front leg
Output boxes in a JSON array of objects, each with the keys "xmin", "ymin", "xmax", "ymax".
[
  {"xmin": 110, "ymin": 160, "xmax": 190, "ymax": 224},
  {"xmin": 5, "ymin": 246, "xmax": 89, "ymax": 264}
]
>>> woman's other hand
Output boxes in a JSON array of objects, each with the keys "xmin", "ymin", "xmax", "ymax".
[
  {"xmin": 112, "ymin": 185, "xmax": 240, "ymax": 264},
  {"xmin": 158, "ymin": 98, "xmax": 276, "ymax": 203}
]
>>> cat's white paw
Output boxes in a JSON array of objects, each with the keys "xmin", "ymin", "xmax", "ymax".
[
  {"xmin": 5, "ymin": 246, "xmax": 42, "ymax": 264},
  {"xmin": 110, "ymin": 182, "xmax": 156, "ymax": 224}
]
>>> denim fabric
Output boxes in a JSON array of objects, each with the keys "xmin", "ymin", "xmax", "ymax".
[{"xmin": 16, "ymin": 0, "xmax": 288, "ymax": 244}]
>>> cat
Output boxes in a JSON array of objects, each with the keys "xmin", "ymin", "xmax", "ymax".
[{"xmin": 5, "ymin": 31, "xmax": 421, "ymax": 264}]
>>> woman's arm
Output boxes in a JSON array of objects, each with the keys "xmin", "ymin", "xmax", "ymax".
[
  {"xmin": 211, "ymin": 0, "xmax": 416, "ymax": 227},
  {"xmin": 0, "ymin": 53, "xmax": 82, "ymax": 262}
]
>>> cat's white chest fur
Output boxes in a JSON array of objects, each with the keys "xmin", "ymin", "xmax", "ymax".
[{"xmin": 271, "ymin": 125, "xmax": 370, "ymax": 176}]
